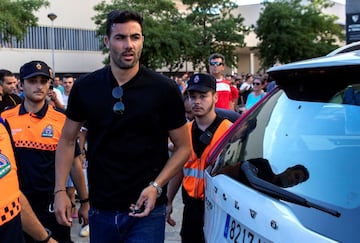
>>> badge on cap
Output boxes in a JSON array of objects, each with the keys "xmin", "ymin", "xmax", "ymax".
[
  {"xmin": 194, "ymin": 75, "xmax": 200, "ymax": 83},
  {"xmin": 36, "ymin": 63, "xmax": 42, "ymax": 70}
]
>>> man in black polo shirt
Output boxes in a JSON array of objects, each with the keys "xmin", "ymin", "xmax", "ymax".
[{"xmin": 54, "ymin": 10, "xmax": 191, "ymax": 243}]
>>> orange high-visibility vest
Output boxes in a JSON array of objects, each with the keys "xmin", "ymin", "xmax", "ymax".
[
  {"xmin": 182, "ymin": 119, "xmax": 232, "ymax": 200},
  {"xmin": 0, "ymin": 120, "xmax": 21, "ymax": 226}
]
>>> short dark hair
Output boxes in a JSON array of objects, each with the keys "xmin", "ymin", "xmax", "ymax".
[
  {"xmin": 253, "ymin": 76, "xmax": 265, "ymax": 85},
  {"xmin": 209, "ymin": 53, "xmax": 225, "ymax": 63},
  {"xmin": 63, "ymin": 73, "xmax": 73, "ymax": 79},
  {"xmin": 0, "ymin": 69, "xmax": 14, "ymax": 82},
  {"xmin": 106, "ymin": 10, "xmax": 144, "ymax": 37}
]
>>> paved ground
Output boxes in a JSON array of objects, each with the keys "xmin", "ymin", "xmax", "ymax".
[{"xmin": 71, "ymin": 190, "xmax": 183, "ymax": 243}]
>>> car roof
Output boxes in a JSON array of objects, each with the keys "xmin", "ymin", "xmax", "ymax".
[
  {"xmin": 267, "ymin": 50, "xmax": 360, "ymax": 74},
  {"xmin": 266, "ymin": 50, "xmax": 360, "ymax": 102},
  {"xmin": 326, "ymin": 41, "xmax": 360, "ymax": 57}
]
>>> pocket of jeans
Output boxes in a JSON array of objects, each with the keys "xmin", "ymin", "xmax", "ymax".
[
  {"xmin": 149, "ymin": 204, "xmax": 166, "ymax": 217},
  {"xmin": 88, "ymin": 207, "xmax": 98, "ymax": 218}
]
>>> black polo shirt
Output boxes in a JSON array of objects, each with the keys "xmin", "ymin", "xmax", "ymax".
[{"xmin": 66, "ymin": 65, "xmax": 186, "ymax": 210}]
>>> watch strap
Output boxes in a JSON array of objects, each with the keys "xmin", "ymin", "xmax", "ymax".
[{"xmin": 149, "ymin": 181, "xmax": 162, "ymax": 198}]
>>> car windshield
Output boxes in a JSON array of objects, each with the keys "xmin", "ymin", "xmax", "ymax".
[{"xmin": 210, "ymin": 89, "xmax": 360, "ymax": 210}]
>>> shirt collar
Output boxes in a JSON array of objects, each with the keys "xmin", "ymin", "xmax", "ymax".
[{"xmin": 19, "ymin": 101, "xmax": 49, "ymax": 118}]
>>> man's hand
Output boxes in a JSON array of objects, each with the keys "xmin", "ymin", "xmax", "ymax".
[
  {"xmin": 54, "ymin": 190, "xmax": 73, "ymax": 227},
  {"xmin": 128, "ymin": 185, "xmax": 158, "ymax": 218},
  {"xmin": 166, "ymin": 202, "xmax": 176, "ymax": 226},
  {"xmin": 78, "ymin": 202, "xmax": 89, "ymax": 226}
]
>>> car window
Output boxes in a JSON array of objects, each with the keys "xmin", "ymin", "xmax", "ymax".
[{"xmin": 209, "ymin": 88, "xmax": 360, "ymax": 209}]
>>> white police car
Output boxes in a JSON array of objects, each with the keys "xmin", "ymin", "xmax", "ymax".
[{"xmin": 204, "ymin": 49, "xmax": 360, "ymax": 242}]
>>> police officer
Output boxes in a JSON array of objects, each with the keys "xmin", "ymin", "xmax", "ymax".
[
  {"xmin": 0, "ymin": 117, "xmax": 57, "ymax": 243},
  {"xmin": 167, "ymin": 73, "xmax": 233, "ymax": 243},
  {"xmin": 1, "ymin": 61, "xmax": 88, "ymax": 243}
]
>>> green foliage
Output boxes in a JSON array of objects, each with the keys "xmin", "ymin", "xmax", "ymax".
[
  {"xmin": 93, "ymin": 0, "xmax": 194, "ymax": 71},
  {"xmin": 92, "ymin": 0, "xmax": 248, "ymax": 73},
  {"xmin": 181, "ymin": 0, "xmax": 249, "ymax": 71},
  {"xmin": 254, "ymin": 0, "xmax": 345, "ymax": 69},
  {"xmin": 0, "ymin": 0, "xmax": 49, "ymax": 41}
]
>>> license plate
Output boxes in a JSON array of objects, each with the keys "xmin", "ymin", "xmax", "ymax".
[{"xmin": 224, "ymin": 214, "xmax": 271, "ymax": 243}]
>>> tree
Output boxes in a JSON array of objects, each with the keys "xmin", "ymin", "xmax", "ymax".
[
  {"xmin": 93, "ymin": 0, "xmax": 248, "ymax": 73},
  {"xmin": 182, "ymin": 0, "xmax": 249, "ymax": 71},
  {"xmin": 255, "ymin": 0, "xmax": 345, "ymax": 69},
  {"xmin": 0, "ymin": 0, "xmax": 49, "ymax": 42},
  {"xmin": 93, "ymin": 0, "xmax": 194, "ymax": 72}
]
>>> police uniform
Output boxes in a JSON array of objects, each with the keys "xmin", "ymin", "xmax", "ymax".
[
  {"xmin": 2, "ymin": 101, "xmax": 73, "ymax": 242},
  {"xmin": 180, "ymin": 73, "xmax": 232, "ymax": 243},
  {"xmin": 0, "ymin": 118, "xmax": 24, "ymax": 243},
  {"xmin": 1, "ymin": 61, "xmax": 77, "ymax": 243}
]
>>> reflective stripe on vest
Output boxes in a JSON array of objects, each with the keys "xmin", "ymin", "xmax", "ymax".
[
  {"xmin": 183, "ymin": 167, "xmax": 205, "ymax": 179},
  {"xmin": 0, "ymin": 122, "xmax": 21, "ymax": 226},
  {"xmin": 183, "ymin": 119, "xmax": 232, "ymax": 200}
]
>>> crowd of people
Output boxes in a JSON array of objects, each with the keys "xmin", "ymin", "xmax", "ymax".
[
  {"xmin": 174, "ymin": 58, "xmax": 275, "ymax": 116},
  {"xmin": 0, "ymin": 9, "xmax": 274, "ymax": 243}
]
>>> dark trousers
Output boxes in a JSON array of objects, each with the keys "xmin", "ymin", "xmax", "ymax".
[
  {"xmin": 0, "ymin": 214, "xmax": 25, "ymax": 243},
  {"xmin": 24, "ymin": 193, "xmax": 72, "ymax": 243},
  {"xmin": 180, "ymin": 187, "xmax": 205, "ymax": 243}
]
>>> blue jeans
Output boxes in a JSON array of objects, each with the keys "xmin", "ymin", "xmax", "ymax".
[{"xmin": 89, "ymin": 204, "xmax": 166, "ymax": 243}]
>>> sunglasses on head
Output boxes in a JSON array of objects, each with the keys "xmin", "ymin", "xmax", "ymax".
[
  {"xmin": 112, "ymin": 86, "xmax": 125, "ymax": 115},
  {"xmin": 209, "ymin": 61, "xmax": 224, "ymax": 66}
]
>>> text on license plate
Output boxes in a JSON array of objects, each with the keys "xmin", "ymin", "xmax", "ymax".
[{"xmin": 224, "ymin": 214, "xmax": 272, "ymax": 243}]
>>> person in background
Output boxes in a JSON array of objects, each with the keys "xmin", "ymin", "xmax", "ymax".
[
  {"xmin": 76, "ymin": 125, "xmax": 90, "ymax": 238},
  {"xmin": 0, "ymin": 69, "xmax": 22, "ymax": 112},
  {"xmin": 61, "ymin": 73, "xmax": 89, "ymax": 237},
  {"xmin": 1, "ymin": 60, "xmax": 88, "ymax": 243},
  {"xmin": 208, "ymin": 53, "xmax": 232, "ymax": 110},
  {"xmin": 53, "ymin": 10, "xmax": 190, "ymax": 243},
  {"xmin": 0, "ymin": 81, "xmax": 3, "ymax": 102},
  {"xmin": 167, "ymin": 73, "xmax": 232, "ymax": 243},
  {"xmin": 239, "ymin": 73, "xmax": 253, "ymax": 106},
  {"xmin": 53, "ymin": 76, "xmax": 64, "ymax": 95},
  {"xmin": 46, "ymin": 75, "xmax": 65, "ymax": 111},
  {"xmin": 227, "ymin": 75, "xmax": 239, "ymax": 111},
  {"xmin": 47, "ymin": 82, "xmax": 65, "ymax": 111},
  {"xmin": 59, "ymin": 73, "xmax": 78, "ymax": 222},
  {"xmin": 241, "ymin": 76, "xmax": 266, "ymax": 112},
  {"xmin": 183, "ymin": 92, "xmax": 195, "ymax": 122},
  {"xmin": 176, "ymin": 75, "xmax": 187, "ymax": 94},
  {"xmin": 61, "ymin": 74, "xmax": 74, "ymax": 109}
]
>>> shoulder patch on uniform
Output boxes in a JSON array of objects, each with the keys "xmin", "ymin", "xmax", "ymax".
[
  {"xmin": 41, "ymin": 124, "xmax": 54, "ymax": 138},
  {"xmin": 1, "ymin": 107, "xmax": 18, "ymax": 119},
  {"xmin": 0, "ymin": 153, "xmax": 11, "ymax": 179}
]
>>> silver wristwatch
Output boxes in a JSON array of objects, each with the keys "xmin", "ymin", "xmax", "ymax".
[{"xmin": 149, "ymin": 181, "xmax": 162, "ymax": 198}]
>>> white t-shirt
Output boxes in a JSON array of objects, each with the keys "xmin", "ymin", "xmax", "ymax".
[
  {"xmin": 240, "ymin": 82, "xmax": 252, "ymax": 92},
  {"xmin": 62, "ymin": 94, "xmax": 69, "ymax": 109},
  {"xmin": 53, "ymin": 87, "xmax": 65, "ymax": 106}
]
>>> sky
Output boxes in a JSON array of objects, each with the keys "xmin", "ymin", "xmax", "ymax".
[{"xmin": 235, "ymin": 0, "xmax": 345, "ymax": 5}]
